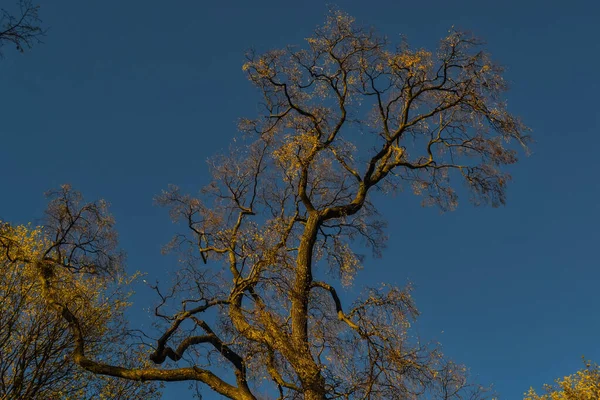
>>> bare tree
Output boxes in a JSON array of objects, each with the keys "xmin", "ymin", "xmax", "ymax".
[
  {"xmin": 8, "ymin": 10, "xmax": 528, "ymax": 400},
  {"xmin": 0, "ymin": 0, "xmax": 44, "ymax": 55}
]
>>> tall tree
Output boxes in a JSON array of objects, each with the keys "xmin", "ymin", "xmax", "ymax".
[{"xmin": 6, "ymin": 10, "xmax": 528, "ymax": 399}]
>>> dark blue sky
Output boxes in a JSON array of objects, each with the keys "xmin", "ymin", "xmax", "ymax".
[{"xmin": 1, "ymin": 1, "xmax": 599, "ymax": 398}]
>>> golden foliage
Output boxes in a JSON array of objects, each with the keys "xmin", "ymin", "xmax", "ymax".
[
  {"xmin": 0, "ymin": 219, "xmax": 160, "ymax": 399},
  {"xmin": 524, "ymin": 360, "xmax": 600, "ymax": 400}
]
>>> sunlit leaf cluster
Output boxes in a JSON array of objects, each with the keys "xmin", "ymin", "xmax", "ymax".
[{"xmin": 524, "ymin": 360, "xmax": 600, "ymax": 400}]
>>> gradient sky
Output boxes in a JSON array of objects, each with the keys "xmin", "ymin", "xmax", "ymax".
[{"xmin": 1, "ymin": 1, "xmax": 599, "ymax": 398}]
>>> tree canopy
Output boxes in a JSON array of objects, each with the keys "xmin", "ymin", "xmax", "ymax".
[{"xmin": 0, "ymin": 9, "xmax": 530, "ymax": 400}]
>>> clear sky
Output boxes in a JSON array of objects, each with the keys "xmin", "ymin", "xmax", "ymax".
[{"xmin": 1, "ymin": 0, "xmax": 599, "ymax": 399}]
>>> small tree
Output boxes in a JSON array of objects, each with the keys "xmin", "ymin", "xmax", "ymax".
[{"xmin": 7, "ymin": 10, "xmax": 528, "ymax": 399}]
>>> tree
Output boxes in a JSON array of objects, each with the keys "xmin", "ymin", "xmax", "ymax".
[
  {"xmin": 4, "ymin": 10, "xmax": 528, "ymax": 399},
  {"xmin": 524, "ymin": 360, "xmax": 600, "ymax": 400},
  {"xmin": 0, "ymin": 191, "xmax": 161, "ymax": 399},
  {"xmin": 0, "ymin": 0, "xmax": 45, "ymax": 56},
  {"xmin": 0, "ymin": 5, "xmax": 158, "ymax": 398}
]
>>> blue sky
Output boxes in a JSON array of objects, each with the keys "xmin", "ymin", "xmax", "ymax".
[{"xmin": 1, "ymin": 0, "xmax": 599, "ymax": 398}]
